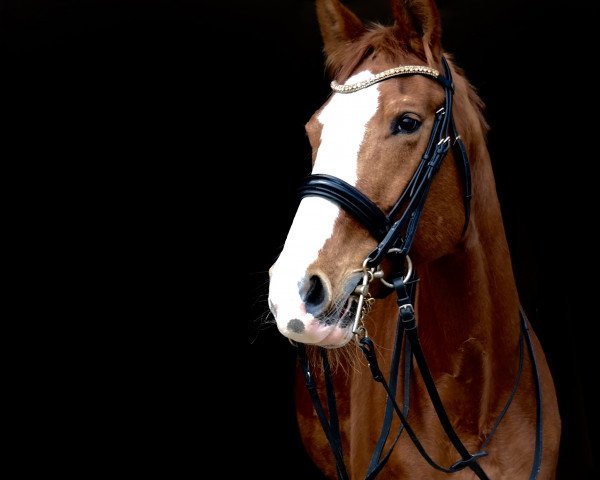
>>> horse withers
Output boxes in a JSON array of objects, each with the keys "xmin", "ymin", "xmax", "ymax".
[{"xmin": 268, "ymin": 1, "xmax": 560, "ymax": 478}]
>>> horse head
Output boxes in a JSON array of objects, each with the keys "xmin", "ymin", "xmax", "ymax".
[{"xmin": 268, "ymin": 0, "xmax": 482, "ymax": 348}]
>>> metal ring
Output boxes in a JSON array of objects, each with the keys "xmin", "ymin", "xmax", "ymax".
[{"xmin": 379, "ymin": 253, "xmax": 413, "ymax": 288}]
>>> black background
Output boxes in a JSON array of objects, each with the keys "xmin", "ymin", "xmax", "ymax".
[{"xmin": 2, "ymin": 0, "xmax": 596, "ymax": 477}]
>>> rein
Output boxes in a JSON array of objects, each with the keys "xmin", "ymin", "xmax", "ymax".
[{"xmin": 295, "ymin": 57, "xmax": 543, "ymax": 479}]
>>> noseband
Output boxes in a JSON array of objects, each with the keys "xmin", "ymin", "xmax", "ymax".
[{"xmin": 294, "ymin": 57, "xmax": 543, "ymax": 480}]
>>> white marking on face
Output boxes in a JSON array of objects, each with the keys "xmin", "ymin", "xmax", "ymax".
[
  {"xmin": 269, "ymin": 71, "xmax": 380, "ymax": 344},
  {"xmin": 313, "ymin": 71, "xmax": 381, "ymax": 184}
]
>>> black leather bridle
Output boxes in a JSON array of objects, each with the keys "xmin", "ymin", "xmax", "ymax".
[
  {"xmin": 295, "ymin": 57, "xmax": 543, "ymax": 480},
  {"xmin": 298, "ymin": 57, "xmax": 471, "ymax": 273}
]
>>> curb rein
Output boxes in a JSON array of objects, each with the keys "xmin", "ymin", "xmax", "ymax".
[{"xmin": 295, "ymin": 58, "xmax": 543, "ymax": 480}]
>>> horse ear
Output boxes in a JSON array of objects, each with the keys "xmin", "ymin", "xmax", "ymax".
[
  {"xmin": 391, "ymin": 0, "xmax": 442, "ymax": 64},
  {"xmin": 316, "ymin": 0, "xmax": 365, "ymax": 59}
]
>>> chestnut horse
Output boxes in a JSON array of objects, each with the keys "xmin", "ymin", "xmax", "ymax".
[{"xmin": 268, "ymin": 0, "xmax": 560, "ymax": 478}]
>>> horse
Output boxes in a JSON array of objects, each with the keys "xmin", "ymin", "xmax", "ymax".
[{"xmin": 267, "ymin": 0, "xmax": 561, "ymax": 478}]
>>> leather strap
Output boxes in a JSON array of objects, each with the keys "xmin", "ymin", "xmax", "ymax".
[
  {"xmin": 521, "ymin": 308, "xmax": 543, "ymax": 479},
  {"xmin": 394, "ymin": 277, "xmax": 490, "ymax": 478},
  {"xmin": 298, "ymin": 345, "xmax": 349, "ymax": 480},
  {"xmin": 365, "ymin": 279, "xmax": 415, "ymax": 479},
  {"xmin": 298, "ymin": 174, "xmax": 390, "ymax": 240}
]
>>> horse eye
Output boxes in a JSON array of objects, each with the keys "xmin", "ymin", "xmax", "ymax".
[{"xmin": 392, "ymin": 115, "xmax": 421, "ymax": 135}]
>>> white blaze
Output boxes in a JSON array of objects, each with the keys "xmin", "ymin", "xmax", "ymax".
[{"xmin": 269, "ymin": 71, "xmax": 380, "ymax": 341}]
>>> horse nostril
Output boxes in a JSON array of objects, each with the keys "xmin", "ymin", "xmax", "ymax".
[{"xmin": 304, "ymin": 275, "xmax": 327, "ymax": 315}]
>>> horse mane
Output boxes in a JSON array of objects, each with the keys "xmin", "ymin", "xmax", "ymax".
[{"xmin": 324, "ymin": 24, "xmax": 408, "ymax": 81}]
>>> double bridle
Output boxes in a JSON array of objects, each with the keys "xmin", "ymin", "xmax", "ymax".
[{"xmin": 294, "ymin": 57, "xmax": 543, "ymax": 480}]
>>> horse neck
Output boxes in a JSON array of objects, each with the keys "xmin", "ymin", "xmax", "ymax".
[{"xmin": 411, "ymin": 149, "xmax": 522, "ymax": 392}]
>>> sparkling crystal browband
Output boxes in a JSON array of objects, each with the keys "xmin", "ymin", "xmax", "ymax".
[{"xmin": 330, "ymin": 65, "xmax": 440, "ymax": 93}]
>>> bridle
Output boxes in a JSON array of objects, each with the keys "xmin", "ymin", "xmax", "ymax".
[
  {"xmin": 294, "ymin": 57, "xmax": 543, "ymax": 480},
  {"xmin": 299, "ymin": 59, "xmax": 471, "ymax": 272}
]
